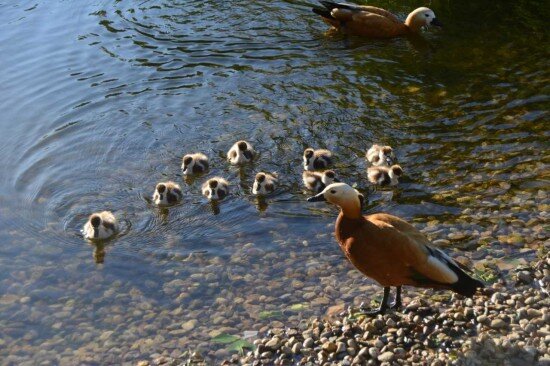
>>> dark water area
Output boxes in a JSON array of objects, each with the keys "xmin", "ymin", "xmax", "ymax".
[{"xmin": 0, "ymin": 0, "xmax": 548, "ymax": 364}]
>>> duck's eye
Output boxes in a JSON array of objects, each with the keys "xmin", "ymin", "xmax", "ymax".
[
  {"xmin": 425, "ymin": 14, "xmax": 429, "ymax": 17},
  {"xmin": 330, "ymin": 190, "xmax": 336, "ymax": 194}
]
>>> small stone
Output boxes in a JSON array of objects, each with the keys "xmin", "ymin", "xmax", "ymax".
[
  {"xmin": 477, "ymin": 314, "xmax": 490, "ymax": 323},
  {"xmin": 303, "ymin": 338, "xmax": 314, "ymax": 348},
  {"xmin": 378, "ymin": 351, "xmax": 394, "ymax": 362},
  {"xmin": 490, "ymin": 319, "xmax": 506, "ymax": 329},
  {"xmin": 448, "ymin": 232, "xmax": 467, "ymax": 241},
  {"xmin": 137, "ymin": 361, "xmax": 149, "ymax": 366},
  {"xmin": 266, "ymin": 338, "xmax": 281, "ymax": 349},
  {"xmin": 336, "ymin": 341, "xmax": 346, "ymax": 354},
  {"xmin": 491, "ymin": 292, "xmax": 504, "ymax": 304},
  {"xmin": 368, "ymin": 347, "xmax": 379, "ymax": 358},
  {"xmin": 260, "ymin": 351, "xmax": 272, "ymax": 358},
  {"xmin": 181, "ymin": 319, "xmax": 197, "ymax": 332},
  {"xmin": 526, "ymin": 309, "xmax": 542, "ymax": 319},
  {"xmin": 322, "ymin": 341, "xmax": 337, "ymax": 353},
  {"xmin": 292, "ymin": 343, "xmax": 301, "ymax": 354},
  {"xmin": 517, "ymin": 271, "xmax": 532, "ymax": 284}
]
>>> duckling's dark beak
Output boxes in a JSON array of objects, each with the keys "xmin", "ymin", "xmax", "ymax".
[
  {"xmin": 307, "ymin": 193, "xmax": 326, "ymax": 202},
  {"xmin": 431, "ymin": 18, "xmax": 443, "ymax": 27},
  {"xmin": 385, "ymin": 156, "xmax": 394, "ymax": 166},
  {"xmin": 333, "ymin": 178, "xmax": 341, "ymax": 183}
]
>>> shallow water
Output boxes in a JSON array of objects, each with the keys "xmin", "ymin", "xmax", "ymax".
[{"xmin": 0, "ymin": 0, "xmax": 548, "ymax": 364}]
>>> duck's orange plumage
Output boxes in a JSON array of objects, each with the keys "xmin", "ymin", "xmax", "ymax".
[
  {"xmin": 312, "ymin": 1, "xmax": 442, "ymax": 39},
  {"xmin": 308, "ymin": 183, "xmax": 483, "ymax": 314}
]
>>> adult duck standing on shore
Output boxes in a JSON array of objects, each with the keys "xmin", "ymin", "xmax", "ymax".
[{"xmin": 308, "ymin": 183, "xmax": 483, "ymax": 315}]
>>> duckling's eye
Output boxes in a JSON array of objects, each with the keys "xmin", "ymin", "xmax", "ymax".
[
  {"xmin": 330, "ymin": 190, "xmax": 336, "ymax": 194},
  {"xmin": 425, "ymin": 14, "xmax": 429, "ymax": 17}
]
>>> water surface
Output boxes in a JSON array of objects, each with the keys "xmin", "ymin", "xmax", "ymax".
[{"xmin": 0, "ymin": 0, "xmax": 548, "ymax": 364}]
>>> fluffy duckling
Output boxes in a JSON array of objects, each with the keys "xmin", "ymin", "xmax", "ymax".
[
  {"xmin": 367, "ymin": 165, "xmax": 403, "ymax": 186},
  {"xmin": 252, "ymin": 172, "xmax": 278, "ymax": 196},
  {"xmin": 303, "ymin": 170, "xmax": 340, "ymax": 193},
  {"xmin": 227, "ymin": 140, "xmax": 255, "ymax": 165},
  {"xmin": 366, "ymin": 144, "xmax": 395, "ymax": 166},
  {"xmin": 303, "ymin": 148, "xmax": 332, "ymax": 171},
  {"xmin": 153, "ymin": 181, "xmax": 183, "ymax": 206},
  {"xmin": 83, "ymin": 211, "xmax": 118, "ymax": 240},
  {"xmin": 181, "ymin": 153, "xmax": 209, "ymax": 175},
  {"xmin": 312, "ymin": 1, "xmax": 442, "ymax": 38},
  {"xmin": 308, "ymin": 183, "xmax": 483, "ymax": 315},
  {"xmin": 202, "ymin": 177, "xmax": 229, "ymax": 201}
]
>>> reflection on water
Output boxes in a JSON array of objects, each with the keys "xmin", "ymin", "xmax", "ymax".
[{"xmin": 0, "ymin": 0, "xmax": 548, "ymax": 363}]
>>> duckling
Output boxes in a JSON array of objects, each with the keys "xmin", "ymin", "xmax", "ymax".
[
  {"xmin": 303, "ymin": 170, "xmax": 340, "ymax": 193},
  {"xmin": 202, "ymin": 177, "xmax": 229, "ymax": 201},
  {"xmin": 153, "ymin": 181, "xmax": 183, "ymax": 206},
  {"xmin": 227, "ymin": 140, "xmax": 255, "ymax": 165},
  {"xmin": 252, "ymin": 172, "xmax": 278, "ymax": 196},
  {"xmin": 307, "ymin": 183, "xmax": 483, "ymax": 315},
  {"xmin": 366, "ymin": 144, "xmax": 395, "ymax": 166},
  {"xmin": 312, "ymin": 1, "xmax": 442, "ymax": 38},
  {"xmin": 82, "ymin": 211, "xmax": 118, "ymax": 240},
  {"xmin": 303, "ymin": 148, "xmax": 332, "ymax": 171},
  {"xmin": 181, "ymin": 153, "xmax": 209, "ymax": 175},
  {"xmin": 367, "ymin": 165, "xmax": 403, "ymax": 186}
]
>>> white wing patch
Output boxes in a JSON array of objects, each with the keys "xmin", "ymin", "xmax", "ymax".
[{"xmin": 426, "ymin": 256, "xmax": 458, "ymax": 284}]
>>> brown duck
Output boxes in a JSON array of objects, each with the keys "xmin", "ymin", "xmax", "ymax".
[
  {"xmin": 308, "ymin": 183, "xmax": 483, "ymax": 314},
  {"xmin": 312, "ymin": 1, "xmax": 442, "ymax": 38}
]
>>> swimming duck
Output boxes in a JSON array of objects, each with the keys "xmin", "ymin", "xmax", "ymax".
[
  {"xmin": 367, "ymin": 164, "xmax": 403, "ymax": 186},
  {"xmin": 303, "ymin": 148, "xmax": 333, "ymax": 171},
  {"xmin": 82, "ymin": 211, "xmax": 118, "ymax": 240},
  {"xmin": 252, "ymin": 172, "xmax": 278, "ymax": 196},
  {"xmin": 366, "ymin": 144, "xmax": 395, "ymax": 166},
  {"xmin": 312, "ymin": 1, "xmax": 442, "ymax": 38},
  {"xmin": 153, "ymin": 181, "xmax": 183, "ymax": 206},
  {"xmin": 182, "ymin": 153, "xmax": 209, "ymax": 175},
  {"xmin": 303, "ymin": 170, "xmax": 340, "ymax": 193},
  {"xmin": 227, "ymin": 140, "xmax": 255, "ymax": 165},
  {"xmin": 307, "ymin": 183, "xmax": 483, "ymax": 314},
  {"xmin": 202, "ymin": 177, "xmax": 229, "ymax": 200}
]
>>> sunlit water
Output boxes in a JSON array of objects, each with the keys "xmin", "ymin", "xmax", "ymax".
[{"xmin": 0, "ymin": 0, "xmax": 548, "ymax": 364}]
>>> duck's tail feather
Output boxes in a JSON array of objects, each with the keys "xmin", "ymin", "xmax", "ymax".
[
  {"xmin": 319, "ymin": 1, "xmax": 358, "ymax": 11},
  {"xmin": 450, "ymin": 267, "xmax": 484, "ymax": 297},
  {"xmin": 427, "ymin": 246, "xmax": 484, "ymax": 297},
  {"xmin": 312, "ymin": 6, "xmax": 334, "ymax": 19}
]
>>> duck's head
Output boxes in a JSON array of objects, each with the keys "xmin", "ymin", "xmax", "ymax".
[
  {"xmin": 237, "ymin": 141, "xmax": 248, "ymax": 151},
  {"xmin": 308, "ymin": 183, "xmax": 364, "ymax": 218},
  {"xmin": 321, "ymin": 170, "xmax": 340, "ymax": 185},
  {"xmin": 156, "ymin": 183, "xmax": 166, "ymax": 194},
  {"xmin": 203, "ymin": 177, "xmax": 228, "ymax": 201},
  {"xmin": 390, "ymin": 165, "xmax": 404, "ymax": 177},
  {"xmin": 381, "ymin": 146, "xmax": 395, "ymax": 165},
  {"xmin": 255, "ymin": 172, "xmax": 266, "ymax": 183},
  {"xmin": 406, "ymin": 7, "xmax": 442, "ymax": 30},
  {"xmin": 182, "ymin": 155, "xmax": 193, "ymax": 173},
  {"xmin": 90, "ymin": 214, "xmax": 101, "ymax": 228}
]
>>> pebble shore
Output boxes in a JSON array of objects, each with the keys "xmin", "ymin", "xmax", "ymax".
[{"xmin": 139, "ymin": 254, "xmax": 548, "ymax": 366}]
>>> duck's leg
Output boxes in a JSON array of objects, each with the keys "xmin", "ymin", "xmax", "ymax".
[
  {"xmin": 389, "ymin": 286, "xmax": 402, "ymax": 309},
  {"xmin": 359, "ymin": 287, "xmax": 390, "ymax": 316}
]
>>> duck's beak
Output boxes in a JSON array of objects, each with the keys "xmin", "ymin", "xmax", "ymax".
[
  {"xmin": 307, "ymin": 192, "xmax": 326, "ymax": 202},
  {"xmin": 431, "ymin": 18, "xmax": 443, "ymax": 27}
]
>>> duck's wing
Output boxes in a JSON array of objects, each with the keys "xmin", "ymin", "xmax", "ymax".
[
  {"xmin": 314, "ymin": 2, "xmax": 400, "ymax": 23},
  {"xmin": 367, "ymin": 213, "xmax": 483, "ymax": 296}
]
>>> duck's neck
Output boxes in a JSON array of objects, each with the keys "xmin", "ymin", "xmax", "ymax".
[
  {"xmin": 339, "ymin": 200, "xmax": 362, "ymax": 220},
  {"xmin": 405, "ymin": 13, "xmax": 424, "ymax": 33}
]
